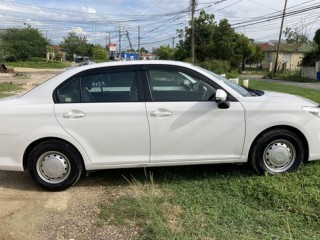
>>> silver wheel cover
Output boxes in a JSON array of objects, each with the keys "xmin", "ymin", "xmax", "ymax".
[
  {"xmin": 263, "ymin": 139, "xmax": 296, "ymax": 173},
  {"xmin": 36, "ymin": 151, "xmax": 71, "ymax": 184}
]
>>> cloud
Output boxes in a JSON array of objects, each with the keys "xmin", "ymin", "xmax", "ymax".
[
  {"xmin": 0, "ymin": 0, "xmax": 317, "ymax": 49},
  {"xmin": 82, "ymin": 6, "xmax": 96, "ymax": 14},
  {"xmin": 72, "ymin": 27, "xmax": 88, "ymax": 35}
]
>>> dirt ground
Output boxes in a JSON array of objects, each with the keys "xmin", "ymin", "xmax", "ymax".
[
  {"xmin": 0, "ymin": 170, "xmax": 140, "ymax": 240},
  {"xmin": 0, "ymin": 68, "xmax": 138, "ymax": 240},
  {"xmin": 0, "ymin": 67, "xmax": 64, "ymax": 92}
]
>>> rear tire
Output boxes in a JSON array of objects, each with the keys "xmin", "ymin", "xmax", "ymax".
[
  {"xmin": 27, "ymin": 140, "xmax": 83, "ymax": 191},
  {"xmin": 249, "ymin": 129, "xmax": 304, "ymax": 174}
]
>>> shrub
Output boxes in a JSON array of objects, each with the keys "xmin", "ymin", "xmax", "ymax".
[
  {"xmin": 225, "ymin": 71, "xmax": 240, "ymax": 79},
  {"xmin": 198, "ymin": 60, "xmax": 230, "ymax": 74},
  {"xmin": 29, "ymin": 57, "xmax": 45, "ymax": 62}
]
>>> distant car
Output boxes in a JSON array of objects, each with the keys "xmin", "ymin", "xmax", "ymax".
[
  {"xmin": 80, "ymin": 60, "xmax": 96, "ymax": 66},
  {"xmin": 0, "ymin": 60, "xmax": 320, "ymax": 190}
]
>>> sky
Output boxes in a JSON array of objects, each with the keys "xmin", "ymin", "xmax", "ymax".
[{"xmin": 0, "ymin": 0, "xmax": 319, "ymax": 51}]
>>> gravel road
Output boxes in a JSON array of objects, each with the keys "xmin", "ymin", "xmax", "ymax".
[{"xmin": 0, "ymin": 170, "xmax": 138, "ymax": 240}]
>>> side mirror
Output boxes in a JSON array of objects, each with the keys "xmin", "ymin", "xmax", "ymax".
[
  {"xmin": 215, "ymin": 89, "xmax": 230, "ymax": 109},
  {"xmin": 215, "ymin": 89, "xmax": 227, "ymax": 101}
]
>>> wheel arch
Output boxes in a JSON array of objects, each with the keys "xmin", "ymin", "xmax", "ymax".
[
  {"xmin": 23, "ymin": 137, "xmax": 85, "ymax": 170},
  {"xmin": 248, "ymin": 125, "xmax": 309, "ymax": 163}
]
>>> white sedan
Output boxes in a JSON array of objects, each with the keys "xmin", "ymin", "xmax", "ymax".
[{"xmin": 0, "ymin": 60, "xmax": 320, "ymax": 190}]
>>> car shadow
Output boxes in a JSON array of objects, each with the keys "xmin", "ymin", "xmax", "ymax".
[
  {"xmin": 0, "ymin": 170, "xmax": 43, "ymax": 191},
  {"xmin": 0, "ymin": 164, "xmax": 254, "ymax": 191},
  {"xmin": 75, "ymin": 163, "xmax": 254, "ymax": 188}
]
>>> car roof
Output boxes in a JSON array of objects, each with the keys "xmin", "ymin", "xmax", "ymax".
[
  {"xmin": 20, "ymin": 60, "xmax": 245, "ymax": 103},
  {"xmin": 73, "ymin": 60, "xmax": 193, "ymax": 71},
  {"xmin": 60, "ymin": 60, "xmax": 198, "ymax": 82}
]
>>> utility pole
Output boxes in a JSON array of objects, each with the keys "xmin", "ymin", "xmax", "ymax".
[
  {"xmin": 191, "ymin": 0, "xmax": 196, "ymax": 64},
  {"xmin": 138, "ymin": 26, "xmax": 141, "ymax": 60},
  {"xmin": 126, "ymin": 30, "xmax": 134, "ymax": 53},
  {"xmin": 172, "ymin": 37, "xmax": 175, "ymax": 48},
  {"xmin": 273, "ymin": 0, "xmax": 288, "ymax": 74},
  {"xmin": 117, "ymin": 26, "xmax": 124, "ymax": 60},
  {"xmin": 107, "ymin": 32, "xmax": 111, "ymax": 46}
]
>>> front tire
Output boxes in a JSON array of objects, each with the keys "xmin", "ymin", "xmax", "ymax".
[
  {"xmin": 27, "ymin": 140, "xmax": 83, "ymax": 191},
  {"xmin": 250, "ymin": 129, "xmax": 304, "ymax": 174}
]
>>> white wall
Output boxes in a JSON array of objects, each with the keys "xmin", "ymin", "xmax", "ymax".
[
  {"xmin": 301, "ymin": 67, "xmax": 316, "ymax": 80},
  {"xmin": 301, "ymin": 61, "xmax": 320, "ymax": 80}
]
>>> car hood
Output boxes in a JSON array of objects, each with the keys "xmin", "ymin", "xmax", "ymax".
[
  {"xmin": 238, "ymin": 90, "xmax": 319, "ymax": 110},
  {"xmin": 262, "ymin": 91, "xmax": 318, "ymax": 106}
]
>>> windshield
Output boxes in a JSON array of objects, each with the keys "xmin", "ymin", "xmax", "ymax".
[{"xmin": 195, "ymin": 66, "xmax": 252, "ymax": 97}]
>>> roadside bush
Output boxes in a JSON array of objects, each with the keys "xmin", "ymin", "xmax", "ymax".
[
  {"xmin": 225, "ymin": 71, "xmax": 240, "ymax": 79},
  {"xmin": 198, "ymin": 60, "xmax": 230, "ymax": 74},
  {"xmin": 5, "ymin": 55, "xmax": 17, "ymax": 62},
  {"xmin": 5, "ymin": 61, "xmax": 71, "ymax": 69},
  {"xmin": 29, "ymin": 57, "xmax": 46, "ymax": 62},
  {"xmin": 301, "ymin": 51, "xmax": 319, "ymax": 67},
  {"xmin": 265, "ymin": 71, "xmax": 314, "ymax": 82},
  {"xmin": 266, "ymin": 72, "xmax": 275, "ymax": 79}
]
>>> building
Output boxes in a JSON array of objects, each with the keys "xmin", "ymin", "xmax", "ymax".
[
  {"xmin": 141, "ymin": 53, "xmax": 158, "ymax": 60},
  {"xmin": 47, "ymin": 45, "xmax": 66, "ymax": 61},
  {"xmin": 258, "ymin": 41, "xmax": 313, "ymax": 72}
]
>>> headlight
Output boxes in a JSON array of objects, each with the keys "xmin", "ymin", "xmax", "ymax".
[{"xmin": 302, "ymin": 106, "xmax": 320, "ymax": 118}]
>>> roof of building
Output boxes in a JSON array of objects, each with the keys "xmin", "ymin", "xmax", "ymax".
[
  {"xmin": 256, "ymin": 43, "xmax": 273, "ymax": 51},
  {"xmin": 266, "ymin": 42, "xmax": 313, "ymax": 53},
  {"xmin": 51, "ymin": 45, "xmax": 66, "ymax": 52}
]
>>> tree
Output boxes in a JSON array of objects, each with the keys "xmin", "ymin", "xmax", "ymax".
[
  {"xmin": 60, "ymin": 32, "xmax": 90, "ymax": 60},
  {"xmin": 0, "ymin": 26, "xmax": 49, "ymax": 61},
  {"xmin": 234, "ymin": 34, "xmax": 255, "ymax": 71},
  {"xmin": 139, "ymin": 47, "xmax": 149, "ymax": 54},
  {"xmin": 283, "ymin": 27, "xmax": 309, "ymax": 44},
  {"xmin": 174, "ymin": 10, "xmax": 261, "ymax": 70},
  {"xmin": 213, "ymin": 19, "xmax": 234, "ymax": 61},
  {"xmin": 175, "ymin": 10, "xmax": 216, "ymax": 61},
  {"xmin": 247, "ymin": 45, "xmax": 265, "ymax": 68},
  {"xmin": 91, "ymin": 44, "xmax": 108, "ymax": 61},
  {"xmin": 313, "ymin": 29, "xmax": 320, "ymax": 52},
  {"xmin": 301, "ymin": 29, "xmax": 320, "ymax": 66},
  {"xmin": 153, "ymin": 45, "xmax": 175, "ymax": 60}
]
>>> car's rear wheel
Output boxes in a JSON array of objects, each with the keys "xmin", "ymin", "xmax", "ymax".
[
  {"xmin": 250, "ymin": 129, "xmax": 304, "ymax": 174},
  {"xmin": 27, "ymin": 140, "xmax": 83, "ymax": 191}
]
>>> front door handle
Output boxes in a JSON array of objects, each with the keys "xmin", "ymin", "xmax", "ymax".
[
  {"xmin": 63, "ymin": 110, "xmax": 86, "ymax": 119},
  {"xmin": 150, "ymin": 109, "xmax": 172, "ymax": 117}
]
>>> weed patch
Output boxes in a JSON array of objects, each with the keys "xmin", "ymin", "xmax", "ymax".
[
  {"xmin": 99, "ymin": 163, "xmax": 320, "ymax": 239},
  {"xmin": 0, "ymin": 83, "xmax": 23, "ymax": 97}
]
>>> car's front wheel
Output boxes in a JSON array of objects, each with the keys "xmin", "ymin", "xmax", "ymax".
[
  {"xmin": 250, "ymin": 129, "xmax": 305, "ymax": 174},
  {"xmin": 27, "ymin": 140, "xmax": 83, "ymax": 191}
]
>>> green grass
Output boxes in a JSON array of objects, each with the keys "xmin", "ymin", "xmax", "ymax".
[
  {"xmin": 265, "ymin": 72, "xmax": 314, "ymax": 83},
  {"xmin": 4, "ymin": 61, "xmax": 71, "ymax": 69},
  {"xmin": 280, "ymin": 74, "xmax": 314, "ymax": 83},
  {"xmin": 98, "ymin": 80, "xmax": 320, "ymax": 239},
  {"xmin": 0, "ymin": 83, "xmax": 24, "ymax": 98},
  {"xmin": 98, "ymin": 164, "xmax": 320, "ymax": 239},
  {"xmin": 246, "ymin": 79, "xmax": 320, "ymax": 103}
]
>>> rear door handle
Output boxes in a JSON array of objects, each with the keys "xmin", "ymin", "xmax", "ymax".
[
  {"xmin": 63, "ymin": 110, "xmax": 85, "ymax": 119},
  {"xmin": 150, "ymin": 109, "xmax": 172, "ymax": 117}
]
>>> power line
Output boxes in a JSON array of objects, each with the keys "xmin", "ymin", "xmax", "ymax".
[
  {"xmin": 232, "ymin": 4, "xmax": 320, "ymax": 28},
  {"xmin": 247, "ymin": 0, "xmax": 280, "ymax": 12}
]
